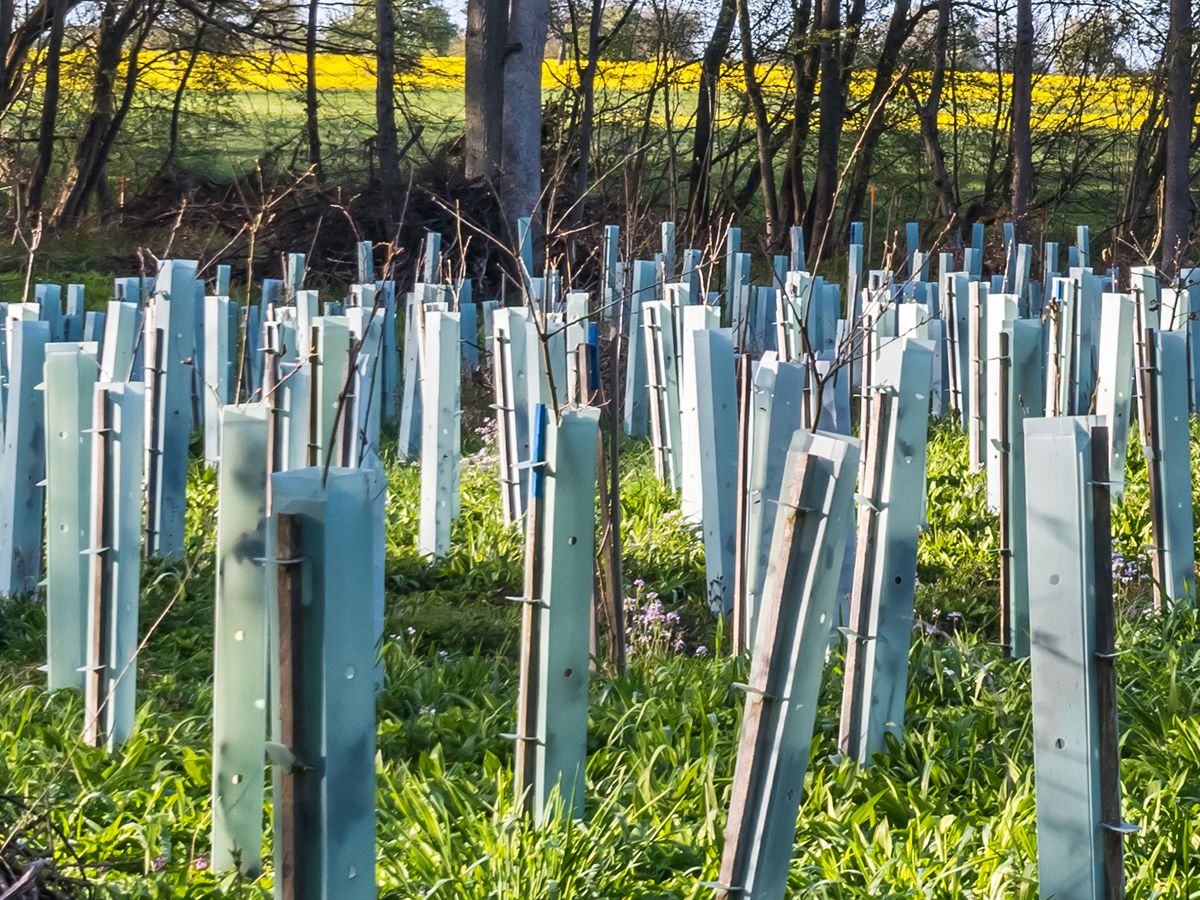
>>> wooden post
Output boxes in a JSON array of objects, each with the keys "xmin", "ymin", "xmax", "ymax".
[
  {"xmin": 514, "ymin": 405, "xmax": 549, "ymax": 812},
  {"xmin": 1138, "ymin": 328, "xmax": 1167, "ymax": 610},
  {"xmin": 731, "ymin": 354, "xmax": 753, "ymax": 655},
  {"xmin": 1090, "ymin": 426, "xmax": 1126, "ymax": 900},
  {"xmin": 275, "ymin": 512, "xmax": 303, "ymax": 900},
  {"xmin": 714, "ymin": 430, "xmax": 859, "ymax": 899},
  {"xmin": 268, "ymin": 467, "xmax": 382, "ymax": 900}
]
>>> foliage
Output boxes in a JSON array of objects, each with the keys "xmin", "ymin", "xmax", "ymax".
[{"xmin": 1, "ymin": 416, "xmax": 1199, "ymax": 896}]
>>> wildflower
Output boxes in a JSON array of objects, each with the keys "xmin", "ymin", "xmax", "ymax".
[
  {"xmin": 192, "ymin": 858, "xmax": 209, "ymax": 871},
  {"xmin": 694, "ymin": 646, "xmax": 709, "ymax": 658},
  {"xmin": 406, "ymin": 626, "xmax": 416, "ymax": 636},
  {"xmin": 151, "ymin": 856, "xmax": 167, "ymax": 871},
  {"xmin": 633, "ymin": 578, "xmax": 645, "ymax": 588},
  {"xmin": 438, "ymin": 649, "xmax": 449, "ymax": 659}
]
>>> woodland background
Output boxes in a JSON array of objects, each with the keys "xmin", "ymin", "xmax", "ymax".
[{"xmin": 0, "ymin": 0, "xmax": 1194, "ymax": 286}]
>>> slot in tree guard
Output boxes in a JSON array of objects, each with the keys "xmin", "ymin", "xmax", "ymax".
[
  {"xmin": 313, "ymin": 317, "xmax": 351, "ymax": 468},
  {"xmin": 984, "ymin": 293, "xmax": 1018, "ymax": 511},
  {"xmin": 99, "ymin": 301, "xmax": 138, "ymax": 383},
  {"xmin": 525, "ymin": 314, "xmax": 566, "ymax": 424},
  {"xmin": 43, "ymin": 342, "xmax": 100, "ymax": 689},
  {"xmin": 398, "ymin": 289, "xmax": 424, "ymax": 459},
  {"xmin": 1096, "ymin": 293, "xmax": 1135, "ymax": 500},
  {"xmin": 944, "ymin": 271, "xmax": 970, "ymax": 420},
  {"xmin": 84, "ymin": 381, "xmax": 145, "ymax": 750},
  {"xmin": 212, "ymin": 404, "xmax": 270, "ymax": 876},
  {"xmin": 268, "ymin": 467, "xmax": 382, "ymax": 900},
  {"xmin": 512, "ymin": 406, "xmax": 600, "ymax": 820},
  {"xmin": 714, "ymin": 430, "xmax": 860, "ymax": 900},
  {"xmin": 0, "ymin": 319, "xmax": 49, "ymax": 596},
  {"xmin": 419, "ymin": 311, "xmax": 461, "ymax": 558},
  {"xmin": 493, "ymin": 308, "xmax": 531, "ymax": 523},
  {"xmin": 622, "ymin": 260, "xmax": 655, "ymax": 437},
  {"xmin": 966, "ymin": 280, "xmax": 987, "ymax": 470},
  {"xmin": 998, "ymin": 320, "xmax": 1045, "ymax": 659},
  {"xmin": 688, "ymin": 328, "xmax": 738, "ymax": 614},
  {"xmin": 1024, "ymin": 417, "xmax": 1127, "ymax": 899},
  {"xmin": 742, "ymin": 354, "xmax": 807, "ymax": 647},
  {"xmin": 145, "ymin": 260, "xmax": 199, "ymax": 559},
  {"xmin": 679, "ymin": 305, "xmax": 721, "ymax": 523},
  {"xmin": 838, "ymin": 338, "xmax": 934, "ymax": 765},
  {"xmin": 204, "ymin": 296, "xmax": 237, "ymax": 467},
  {"xmin": 1141, "ymin": 329, "xmax": 1195, "ymax": 608},
  {"xmin": 643, "ymin": 299, "xmax": 683, "ymax": 490}
]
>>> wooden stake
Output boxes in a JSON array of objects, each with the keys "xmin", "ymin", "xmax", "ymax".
[
  {"xmin": 1090, "ymin": 425, "xmax": 1125, "ymax": 900},
  {"xmin": 275, "ymin": 513, "xmax": 304, "ymax": 900},
  {"xmin": 515, "ymin": 405, "xmax": 548, "ymax": 812},
  {"xmin": 1138, "ymin": 327, "xmax": 1167, "ymax": 611}
]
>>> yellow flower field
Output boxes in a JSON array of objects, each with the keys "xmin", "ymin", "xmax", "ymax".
[{"xmin": 56, "ymin": 51, "xmax": 1153, "ymax": 132}]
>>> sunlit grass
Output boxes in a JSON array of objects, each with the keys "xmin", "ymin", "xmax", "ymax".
[{"xmin": 2, "ymin": 419, "xmax": 1200, "ymax": 895}]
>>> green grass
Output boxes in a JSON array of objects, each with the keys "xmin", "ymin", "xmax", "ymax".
[{"xmin": 3, "ymin": 420, "xmax": 1200, "ymax": 896}]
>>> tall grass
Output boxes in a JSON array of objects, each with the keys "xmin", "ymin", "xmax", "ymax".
[{"xmin": 2, "ymin": 424, "xmax": 1200, "ymax": 896}]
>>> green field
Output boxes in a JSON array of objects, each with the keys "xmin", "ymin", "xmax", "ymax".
[{"xmin": 3, "ymin": 412, "xmax": 1200, "ymax": 897}]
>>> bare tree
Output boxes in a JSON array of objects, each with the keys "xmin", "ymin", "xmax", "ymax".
[
  {"xmin": 376, "ymin": 0, "xmax": 401, "ymax": 215},
  {"xmin": 686, "ymin": 0, "xmax": 737, "ymax": 233},
  {"xmin": 306, "ymin": 0, "xmax": 323, "ymax": 183},
  {"xmin": 805, "ymin": 0, "xmax": 845, "ymax": 247},
  {"xmin": 54, "ymin": 0, "xmax": 158, "ymax": 226},
  {"xmin": 1162, "ymin": 0, "xmax": 1192, "ymax": 273},
  {"xmin": 909, "ymin": 0, "xmax": 958, "ymax": 246},
  {"xmin": 501, "ymin": 0, "xmax": 551, "ymax": 250},
  {"xmin": 841, "ymin": 0, "xmax": 918, "ymax": 235},
  {"xmin": 738, "ymin": 0, "xmax": 780, "ymax": 244},
  {"xmin": 464, "ymin": 0, "xmax": 506, "ymax": 178},
  {"xmin": 1010, "ymin": 0, "xmax": 1033, "ymax": 242},
  {"xmin": 27, "ymin": 0, "xmax": 66, "ymax": 213}
]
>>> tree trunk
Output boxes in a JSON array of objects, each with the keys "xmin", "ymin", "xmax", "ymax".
[
  {"xmin": 376, "ymin": 0, "xmax": 401, "ymax": 216},
  {"xmin": 686, "ymin": 0, "xmax": 737, "ymax": 234},
  {"xmin": 305, "ymin": 0, "xmax": 323, "ymax": 183},
  {"xmin": 840, "ymin": 0, "xmax": 912, "ymax": 234},
  {"xmin": 0, "ymin": 0, "xmax": 14, "ymax": 111},
  {"xmin": 501, "ymin": 0, "xmax": 550, "ymax": 251},
  {"xmin": 464, "ymin": 0, "xmax": 506, "ymax": 179},
  {"xmin": 54, "ymin": 2, "xmax": 149, "ymax": 226},
  {"xmin": 162, "ymin": 14, "xmax": 207, "ymax": 174},
  {"xmin": 913, "ymin": 0, "xmax": 959, "ymax": 247},
  {"xmin": 1162, "ymin": 0, "xmax": 1192, "ymax": 274},
  {"xmin": 777, "ymin": 0, "xmax": 817, "ymax": 229},
  {"xmin": 570, "ymin": 0, "xmax": 604, "ymax": 222},
  {"xmin": 805, "ymin": 0, "xmax": 843, "ymax": 256},
  {"xmin": 27, "ymin": 0, "xmax": 65, "ymax": 213},
  {"xmin": 738, "ymin": 0, "xmax": 779, "ymax": 243},
  {"xmin": 1010, "ymin": 0, "xmax": 1033, "ymax": 242}
]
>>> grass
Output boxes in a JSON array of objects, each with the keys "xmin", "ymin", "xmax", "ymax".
[{"xmin": 3, "ymin": 416, "xmax": 1200, "ymax": 896}]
